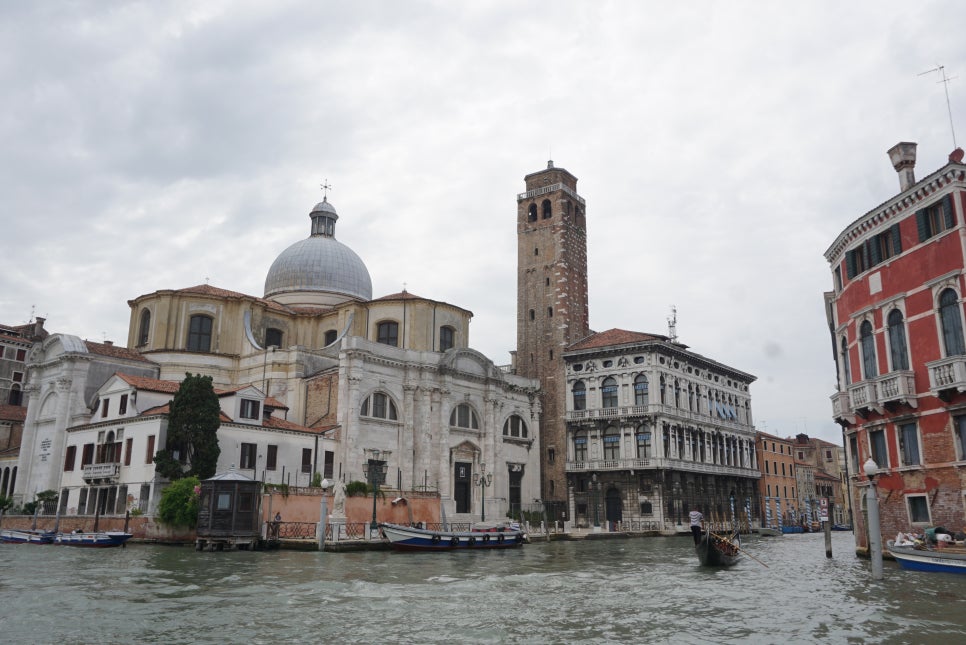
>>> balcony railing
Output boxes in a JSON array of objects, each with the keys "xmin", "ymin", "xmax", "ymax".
[
  {"xmin": 830, "ymin": 391, "xmax": 851, "ymax": 420},
  {"xmin": 566, "ymin": 457, "xmax": 759, "ymax": 478},
  {"xmin": 83, "ymin": 462, "xmax": 120, "ymax": 481},
  {"xmin": 565, "ymin": 403, "xmax": 750, "ymax": 430},
  {"xmin": 876, "ymin": 370, "xmax": 917, "ymax": 407},
  {"xmin": 847, "ymin": 381, "xmax": 879, "ymax": 412},
  {"xmin": 927, "ymin": 356, "xmax": 966, "ymax": 396}
]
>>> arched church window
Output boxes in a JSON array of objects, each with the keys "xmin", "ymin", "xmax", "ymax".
[
  {"xmin": 187, "ymin": 315, "xmax": 213, "ymax": 352},
  {"xmin": 439, "ymin": 326, "xmax": 455, "ymax": 352},
  {"xmin": 360, "ymin": 392, "xmax": 398, "ymax": 420},
  {"xmin": 376, "ymin": 321, "xmax": 399, "ymax": 347},
  {"xmin": 449, "ymin": 403, "xmax": 480, "ymax": 429},
  {"xmin": 503, "ymin": 415, "xmax": 528, "ymax": 438},
  {"xmin": 528, "ymin": 204, "xmax": 537, "ymax": 222},
  {"xmin": 265, "ymin": 327, "xmax": 283, "ymax": 349},
  {"xmin": 324, "ymin": 329, "xmax": 338, "ymax": 346},
  {"xmin": 137, "ymin": 309, "xmax": 151, "ymax": 346},
  {"xmin": 542, "ymin": 200, "xmax": 552, "ymax": 219}
]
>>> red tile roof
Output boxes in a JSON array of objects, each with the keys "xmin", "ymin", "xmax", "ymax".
[
  {"xmin": 84, "ymin": 341, "xmax": 153, "ymax": 362},
  {"xmin": 567, "ymin": 328, "xmax": 668, "ymax": 351},
  {"xmin": 116, "ymin": 373, "xmax": 181, "ymax": 393}
]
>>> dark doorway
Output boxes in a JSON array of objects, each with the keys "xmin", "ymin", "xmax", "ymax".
[
  {"xmin": 508, "ymin": 466, "xmax": 523, "ymax": 517},
  {"xmin": 605, "ymin": 487, "xmax": 623, "ymax": 525},
  {"xmin": 454, "ymin": 462, "xmax": 471, "ymax": 513}
]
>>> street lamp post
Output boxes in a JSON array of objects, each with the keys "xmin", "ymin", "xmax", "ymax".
[
  {"xmin": 473, "ymin": 462, "xmax": 493, "ymax": 522},
  {"xmin": 864, "ymin": 457, "xmax": 883, "ymax": 580},
  {"xmin": 362, "ymin": 449, "xmax": 391, "ymax": 533}
]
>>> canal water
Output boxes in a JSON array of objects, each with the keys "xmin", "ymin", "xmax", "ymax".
[{"xmin": 1, "ymin": 531, "xmax": 965, "ymax": 644}]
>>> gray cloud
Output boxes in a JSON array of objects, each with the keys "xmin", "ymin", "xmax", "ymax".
[{"xmin": 2, "ymin": 0, "xmax": 964, "ymax": 444}]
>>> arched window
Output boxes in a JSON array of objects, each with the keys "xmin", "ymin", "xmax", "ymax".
[
  {"xmin": 137, "ymin": 309, "xmax": 151, "ymax": 346},
  {"xmin": 674, "ymin": 379, "xmax": 681, "ymax": 407},
  {"xmin": 265, "ymin": 327, "xmax": 283, "ymax": 349},
  {"xmin": 527, "ymin": 203, "xmax": 537, "ymax": 222},
  {"xmin": 449, "ymin": 403, "xmax": 479, "ymax": 429},
  {"xmin": 636, "ymin": 423, "xmax": 651, "ymax": 459},
  {"xmin": 503, "ymin": 415, "xmax": 528, "ymax": 438},
  {"xmin": 603, "ymin": 426, "xmax": 620, "ymax": 459},
  {"xmin": 541, "ymin": 199, "xmax": 552, "ymax": 219},
  {"xmin": 324, "ymin": 329, "xmax": 338, "ymax": 346},
  {"xmin": 573, "ymin": 429, "xmax": 588, "ymax": 461},
  {"xmin": 601, "ymin": 377, "xmax": 618, "ymax": 408},
  {"xmin": 860, "ymin": 320, "xmax": 877, "ymax": 379},
  {"xmin": 660, "ymin": 375, "xmax": 667, "ymax": 404},
  {"xmin": 360, "ymin": 392, "xmax": 397, "ymax": 420},
  {"xmin": 572, "ymin": 380, "xmax": 586, "ymax": 411},
  {"xmin": 547, "ymin": 307, "xmax": 553, "ymax": 318},
  {"xmin": 8, "ymin": 385, "xmax": 22, "ymax": 406},
  {"xmin": 187, "ymin": 315, "xmax": 213, "ymax": 352},
  {"xmin": 840, "ymin": 336, "xmax": 851, "ymax": 386},
  {"xmin": 439, "ymin": 326, "xmax": 455, "ymax": 352},
  {"xmin": 887, "ymin": 309, "xmax": 909, "ymax": 370},
  {"xmin": 940, "ymin": 288, "xmax": 966, "ymax": 356},
  {"xmin": 634, "ymin": 375, "xmax": 648, "ymax": 406},
  {"xmin": 376, "ymin": 321, "xmax": 399, "ymax": 347}
]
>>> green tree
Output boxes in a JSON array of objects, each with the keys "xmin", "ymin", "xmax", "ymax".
[
  {"xmin": 0, "ymin": 495, "xmax": 13, "ymax": 512},
  {"xmin": 154, "ymin": 373, "xmax": 221, "ymax": 480},
  {"xmin": 156, "ymin": 476, "xmax": 200, "ymax": 528}
]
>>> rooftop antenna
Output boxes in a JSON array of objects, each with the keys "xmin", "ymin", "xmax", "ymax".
[
  {"xmin": 320, "ymin": 178, "xmax": 332, "ymax": 200},
  {"xmin": 667, "ymin": 305, "xmax": 678, "ymax": 343},
  {"xmin": 919, "ymin": 64, "xmax": 958, "ymax": 149}
]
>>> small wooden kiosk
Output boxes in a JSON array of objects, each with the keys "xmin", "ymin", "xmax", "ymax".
[{"xmin": 195, "ymin": 470, "xmax": 262, "ymax": 551}]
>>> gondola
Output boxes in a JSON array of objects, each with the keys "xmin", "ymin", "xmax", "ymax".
[{"xmin": 696, "ymin": 530, "xmax": 742, "ymax": 567}]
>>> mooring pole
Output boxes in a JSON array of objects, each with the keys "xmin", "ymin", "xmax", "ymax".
[{"xmin": 824, "ymin": 501, "xmax": 833, "ymax": 558}]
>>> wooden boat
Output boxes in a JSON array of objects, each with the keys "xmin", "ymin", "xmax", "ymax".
[
  {"xmin": 0, "ymin": 528, "xmax": 56, "ymax": 545},
  {"xmin": 887, "ymin": 539, "xmax": 966, "ymax": 574},
  {"xmin": 696, "ymin": 530, "xmax": 741, "ymax": 567},
  {"xmin": 757, "ymin": 527, "xmax": 782, "ymax": 537},
  {"xmin": 55, "ymin": 531, "xmax": 133, "ymax": 548},
  {"xmin": 380, "ymin": 522, "xmax": 527, "ymax": 551}
]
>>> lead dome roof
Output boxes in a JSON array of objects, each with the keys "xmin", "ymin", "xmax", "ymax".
[{"xmin": 263, "ymin": 198, "xmax": 373, "ymax": 304}]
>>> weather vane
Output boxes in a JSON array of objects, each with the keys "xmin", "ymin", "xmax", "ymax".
[
  {"xmin": 919, "ymin": 64, "xmax": 958, "ymax": 149},
  {"xmin": 321, "ymin": 179, "xmax": 332, "ymax": 200}
]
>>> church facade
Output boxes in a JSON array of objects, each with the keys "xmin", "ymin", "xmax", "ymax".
[{"xmin": 15, "ymin": 194, "xmax": 542, "ymax": 525}]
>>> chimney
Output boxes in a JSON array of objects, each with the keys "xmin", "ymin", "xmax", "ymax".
[
  {"xmin": 887, "ymin": 142, "xmax": 917, "ymax": 192},
  {"xmin": 32, "ymin": 317, "xmax": 46, "ymax": 341},
  {"xmin": 104, "ymin": 340, "xmax": 113, "ymax": 347}
]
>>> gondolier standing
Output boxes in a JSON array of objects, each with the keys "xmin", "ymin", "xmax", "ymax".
[{"xmin": 689, "ymin": 506, "xmax": 704, "ymax": 545}]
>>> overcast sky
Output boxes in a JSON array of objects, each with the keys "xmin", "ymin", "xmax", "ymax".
[{"xmin": 2, "ymin": 1, "xmax": 964, "ymax": 445}]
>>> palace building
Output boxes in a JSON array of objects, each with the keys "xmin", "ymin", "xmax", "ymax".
[
  {"xmin": 513, "ymin": 161, "xmax": 761, "ymax": 530},
  {"xmin": 825, "ymin": 143, "xmax": 966, "ymax": 547}
]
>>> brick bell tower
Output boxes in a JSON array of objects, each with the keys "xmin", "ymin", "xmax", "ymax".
[{"xmin": 516, "ymin": 160, "xmax": 590, "ymax": 518}]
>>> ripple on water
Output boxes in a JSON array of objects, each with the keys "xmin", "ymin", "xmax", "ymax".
[{"xmin": 3, "ymin": 533, "xmax": 966, "ymax": 643}]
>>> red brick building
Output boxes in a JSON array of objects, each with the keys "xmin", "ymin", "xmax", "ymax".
[{"xmin": 825, "ymin": 143, "xmax": 966, "ymax": 548}]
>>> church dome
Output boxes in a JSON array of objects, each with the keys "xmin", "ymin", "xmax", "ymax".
[{"xmin": 264, "ymin": 198, "xmax": 373, "ymax": 306}]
